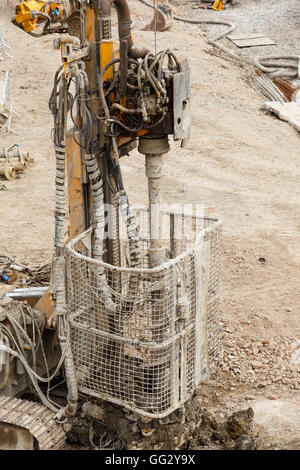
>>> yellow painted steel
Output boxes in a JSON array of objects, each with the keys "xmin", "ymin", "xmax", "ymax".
[
  {"xmin": 212, "ymin": 0, "xmax": 224, "ymax": 11},
  {"xmin": 14, "ymin": 0, "xmax": 61, "ymax": 32}
]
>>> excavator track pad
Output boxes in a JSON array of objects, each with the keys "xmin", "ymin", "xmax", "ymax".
[{"xmin": 0, "ymin": 396, "xmax": 65, "ymax": 450}]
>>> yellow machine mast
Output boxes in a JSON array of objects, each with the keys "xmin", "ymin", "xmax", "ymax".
[{"xmin": 10, "ymin": 0, "xmax": 191, "ymax": 422}]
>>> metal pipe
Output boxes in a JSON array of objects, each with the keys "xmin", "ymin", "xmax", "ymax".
[
  {"xmin": 59, "ymin": 34, "xmax": 80, "ymax": 46},
  {"xmin": 114, "ymin": 0, "xmax": 149, "ymax": 58},
  {"xmin": 98, "ymin": 0, "xmax": 149, "ymax": 58},
  {"xmin": 0, "ymin": 336, "xmax": 10, "ymax": 391},
  {"xmin": 98, "ymin": 0, "xmax": 112, "ymax": 15}
]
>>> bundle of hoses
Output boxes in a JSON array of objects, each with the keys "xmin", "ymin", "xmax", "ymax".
[
  {"xmin": 138, "ymin": 0, "xmax": 300, "ymax": 81},
  {"xmin": 72, "ymin": 56, "xmax": 143, "ymax": 271}
]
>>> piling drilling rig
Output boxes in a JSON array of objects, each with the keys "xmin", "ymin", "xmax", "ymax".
[{"xmin": 0, "ymin": 0, "xmax": 221, "ymax": 450}]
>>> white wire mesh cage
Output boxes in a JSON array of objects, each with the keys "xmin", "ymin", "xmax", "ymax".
[{"xmin": 65, "ymin": 208, "xmax": 222, "ymax": 418}]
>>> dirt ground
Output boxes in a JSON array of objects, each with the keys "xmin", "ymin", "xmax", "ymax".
[{"xmin": 0, "ymin": 0, "xmax": 299, "ymax": 449}]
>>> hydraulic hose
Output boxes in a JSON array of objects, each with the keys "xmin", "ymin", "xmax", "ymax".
[
  {"xmin": 137, "ymin": 0, "xmax": 300, "ymax": 79},
  {"xmin": 254, "ymin": 55, "xmax": 300, "ymax": 79},
  {"xmin": 0, "ymin": 342, "xmax": 60, "ymax": 413},
  {"xmin": 0, "ymin": 335, "xmax": 10, "ymax": 391}
]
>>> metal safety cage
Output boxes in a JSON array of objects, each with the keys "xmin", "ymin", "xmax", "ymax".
[{"xmin": 65, "ymin": 208, "xmax": 222, "ymax": 418}]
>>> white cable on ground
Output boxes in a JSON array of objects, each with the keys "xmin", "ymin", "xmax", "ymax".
[{"xmin": 138, "ymin": 0, "xmax": 300, "ymax": 79}]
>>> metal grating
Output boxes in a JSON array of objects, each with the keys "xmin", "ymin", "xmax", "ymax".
[{"xmin": 65, "ymin": 209, "xmax": 222, "ymax": 417}]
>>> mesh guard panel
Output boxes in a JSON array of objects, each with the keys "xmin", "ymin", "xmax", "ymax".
[{"xmin": 65, "ymin": 209, "xmax": 222, "ymax": 418}]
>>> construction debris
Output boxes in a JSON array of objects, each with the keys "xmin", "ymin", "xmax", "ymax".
[
  {"xmin": 0, "ymin": 161, "xmax": 15, "ymax": 180},
  {"xmin": 0, "ymin": 145, "xmax": 32, "ymax": 180},
  {"xmin": 249, "ymin": 73, "xmax": 287, "ymax": 103},
  {"xmin": 0, "ymin": 255, "xmax": 51, "ymax": 287},
  {"xmin": 273, "ymin": 77, "xmax": 298, "ymax": 102},
  {"xmin": 67, "ymin": 395, "xmax": 256, "ymax": 450},
  {"xmin": 5, "ymin": 286, "xmax": 48, "ymax": 300},
  {"xmin": 251, "ymin": 66, "xmax": 299, "ymax": 106},
  {"xmin": 221, "ymin": 330, "xmax": 300, "ymax": 391}
]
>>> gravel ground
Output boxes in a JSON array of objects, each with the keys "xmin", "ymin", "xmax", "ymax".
[{"xmin": 176, "ymin": 0, "xmax": 300, "ymax": 84}]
